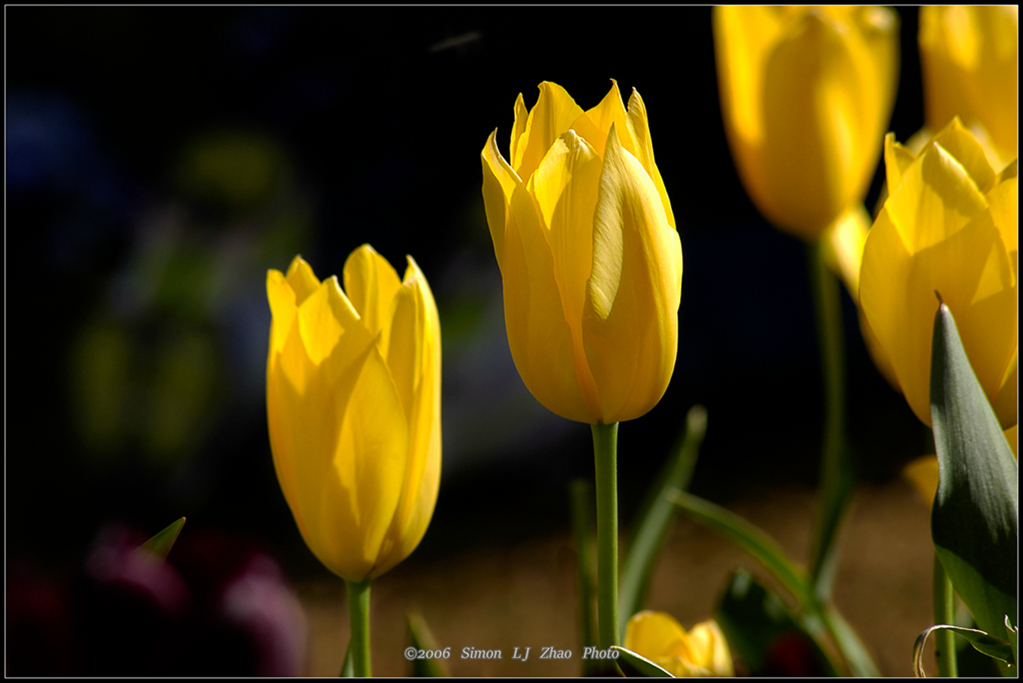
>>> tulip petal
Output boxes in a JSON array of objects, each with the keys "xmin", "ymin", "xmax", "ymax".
[
  {"xmin": 987, "ymin": 161, "xmax": 1018, "ymax": 276},
  {"xmin": 343, "ymin": 244, "xmax": 402, "ymax": 355},
  {"xmin": 688, "ymin": 620, "xmax": 734, "ymax": 677},
  {"xmin": 267, "ymin": 336, "xmax": 370, "ymax": 581},
  {"xmin": 584, "ymin": 126, "xmax": 682, "ymax": 423},
  {"xmin": 992, "ymin": 348, "xmax": 1018, "ymax": 430},
  {"xmin": 285, "ymin": 255, "xmax": 321, "ymax": 306},
  {"xmin": 822, "ymin": 204, "xmax": 870, "ymax": 297},
  {"xmin": 886, "ymin": 141, "xmax": 988, "ymax": 254},
  {"xmin": 528, "ymin": 130, "xmax": 604, "ymax": 416},
  {"xmin": 625, "ymin": 88, "xmax": 676, "ymax": 230},
  {"xmin": 327, "ymin": 345, "xmax": 409, "ymax": 579},
  {"xmin": 713, "ymin": 6, "xmax": 790, "ymax": 148},
  {"xmin": 569, "ymin": 79, "xmax": 629, "ymax": 159},
  {"xmin": 481, "ymin": 129, "xmax": 521, "ymax": 271},
  {"xmin": 624, "ymin": 611, "xmax": 691, "ymax": 661},
  {"xmin": 903, "ymin": 455, "xmax": 940, "ymax": 508},
  {"xmin": 861, "ymin": 202, "xmax": 1015, "ymax": 427},
  {"xmin": 267, "ymin": 269, "xmax": 297, "ymax": 361},
  {"xmin": 512, "ymin": 81, "xmax": 585, "ymax": 181},
  {"xmin": 502, "ymin": 178, "xmax": 594, "ymax": 423},
  {"xmin": 920, "ymin": 6, "xmax": 1018, "ymax": 160},
  {"xmin": 510, "ymin": 93, "xmax": 529, "ymax": 171},
  {"xmin": 929, "ymin": 119, "xmax": 996, "ymax": 192},
  {"xmin": 372, "ymin": 256, "xmax": 442, "ymax": 578},
  {"xmin": 759, "ymin": 11, "xmax": 867, "ymax": 236},
  {"xmin": 884, "ymin": 133, "xmax": 917, "ymax": 197},
  {"xmin": 296, "ymin": 279, "xmax": 345, "ymax": 366}
]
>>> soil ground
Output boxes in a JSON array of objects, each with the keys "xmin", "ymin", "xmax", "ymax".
[{"xmin": 295, "ymin": 478, "xmax": 939, "ymax": 677}]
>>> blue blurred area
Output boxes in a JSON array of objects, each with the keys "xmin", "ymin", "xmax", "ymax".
[{"xmin": 6, "ymin": 6, "xmax": 931, "ymax": 617}]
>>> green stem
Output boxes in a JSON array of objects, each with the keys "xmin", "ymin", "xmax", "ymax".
[
  {"xmin": 592, "ymin": 421, "xmax": 620, "ymax": 663},
  {"xmin": 569, "ymin": 479, "xmax": 598, "ymax": 676},
  {"xmin": 933, "ymin": 554, "xmax": 958, "ymax": 677},
  {"xmin": 807, "ymin": 239, "xmax": 853, "ymax": 600},
  {"xmin": 345, "ymin": 579, "xmax": 372, "ymax": 677}
]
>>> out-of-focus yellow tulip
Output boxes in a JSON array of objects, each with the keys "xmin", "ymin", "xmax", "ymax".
[
  {"xmin": 859, "ymin": 119, "xmax": 1018, "ymax": 429},
  {"xmin": 480, "ymin": 81, "xmax": 682, "ymax": 425},
  {"xmin": 918, "ymin": 6, "xmax": 1018, "ymax": 169},
  {"xmin": 624, "ymin": 611, "xmax": 733, "ymax": 677},
  {"xmin": 266, "ymin": 246, "xmax": 441, "ymax": 582},
  {"xmin": 713, "ymin": 6, "xmax": 899, "ymax": 241}
]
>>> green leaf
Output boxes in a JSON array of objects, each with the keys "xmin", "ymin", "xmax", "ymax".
[
  {"xmin": 672, "ymin": 492, "xmax": 878, "ymax": 676},
  {"xmin": 929, "ymin": 303, "xmax": 1018, "ymax": 638},
  {"xmin": 340, "ymin": 643, "xmax": 353, "ymax": 677},
  {"xmin": 610, "ymin": 645, "xmax": 674, "ymax": 677},
  {"xmin": 1006, "ymin": 616, "xmax": 1018, "ymax": 669},
  {"xmin": 716, "ymin": 569, "xmax": 839, "ymax": 676},
  {"xmin": 914, "ymin": 624, "xmax": 1016, "ymax": 677},
  {"xmin": 620, "ymin": 405, "xmax": 707, "ymax": 634},
  {"xmin": 820, "ymin": 603, "xmax": 879, "ymax": 677},
  {"xmin": 670, "ymin": 491, "xmax": 810, "ymax": 605},
  {"xmin": 406, "ymin": 610, "xmax": 449, "ymax": 677},
  {"xmin": 135, "ymin": 517, "xmax": 186, "ymax": 562}
]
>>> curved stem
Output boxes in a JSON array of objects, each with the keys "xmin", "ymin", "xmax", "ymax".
[
  {"xmin": 345, "ymin": 579, "xmax": 372, "ymax": 677},
  {"xmin": 807, "ymin": 239, "xmax": 853, "ymax": 600},
  {"xmin": 592, "ymin": 421, "xmax": 620, "ymax": 664}
]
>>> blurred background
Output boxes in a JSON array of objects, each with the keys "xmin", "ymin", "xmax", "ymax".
[{"xmin": 8, "ymin": 6, "xmax": 949, "ymax": 676}]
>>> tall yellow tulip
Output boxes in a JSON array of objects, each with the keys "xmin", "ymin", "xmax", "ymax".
[
  {"xmin": 480, "ymin": 80, "xmax": 682, "ymax": 425},
  {"xmin": 859, "ymin": 119, "xmax": 1017, "ymax": 430},
  {"xmin": 624, "ymin": 611, "xmax": 733, "ymax": 677},
  {"xmin": 919, "ymin": 6, "xmax": 1018, "ymax": 168},
  {"xmin": 713, "ymin": 6, "xmax": 899, "ymax": 241},
  {"xmin": 265, "ymin": 246, "xmax": 441, "ymax": 582}
]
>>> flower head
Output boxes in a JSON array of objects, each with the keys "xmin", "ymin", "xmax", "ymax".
[
  {"xmin": 266, "ymin": 246, "xmax": 441, "ymax": 581},
  {"xmin": 859, "ymin": 120, "xmax": 1017, "ymax": 429},
  {"xmin": 714, "ymin": 6, "xmax": 899, "ymax": 239},
  {"xmin": 624, "ymin": 611, "xmax": 733, "ymax": 677},
  {"xmin": 481, "ymin": 81, "xmax": 682, "ymax": 424}
]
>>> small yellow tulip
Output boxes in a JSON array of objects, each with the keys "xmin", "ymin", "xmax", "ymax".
[
  {"xmin": 624, "ymin": 611, "xmax": 733, "ymax": 677},
  {"xmin": 480, "ymin": 81, "xmax": 682, "ymax": 424},
  {"xmin": 918, "ymin": 6, "xmax": 1018, "ymax": 168},
  {"xmin": 265, "ymin": 246, "xmax": 441, "ymax": 582},
  {"xmin": 713, "ymin": 6, "xmax": 899, "ymax": 240},
  {"xmin": 859, "ymin": 119, "xmax": 1017, "ymax": 430}
]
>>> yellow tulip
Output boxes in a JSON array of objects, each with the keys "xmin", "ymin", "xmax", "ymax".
[
  {"xmin": 713, "ymin": 6, "xmax": 899, "ymax": 240},
  {"xmin": 265, "ymin": 246, "xmax": 441, "ymax": 582},
  {"xmin": 918, "ymin": 6, "xmax": 1018, "ymax": 168},
  {"xmin": 624, "ymin": 611, "xmax": 733, "ymax": 677},
  {"xmin": 859, "ymin": 119, "xmax": 1017, "ymax": 430},
  {"xmin": 480, "ymin": 81, "xmax": 682, "ymax": 424}
]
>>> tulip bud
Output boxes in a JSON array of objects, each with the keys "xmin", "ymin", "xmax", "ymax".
[
  {"xmin": 859, "ymin": 119, "xmax": 1017, "ymax": 430},
  {"xmin": 919, "ymin": 6, "xmax": 1018, "ymax": 167},
  {"xmin": 623, "ymin": 611, "xmax": 733, "ymax": 677},
  {"xmin": 713, "ymin": 6, "xmax": 899, "ymax": 240},
  {"xmin": 266, "ymin": 246, "xmax": 441, "ymax": 582},
  {"xmin": 481, "ymin": 81, "xmax": 682, "ymax": 424}
]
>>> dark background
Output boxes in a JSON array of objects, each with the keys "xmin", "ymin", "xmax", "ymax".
[{"xmin": 7, "ymin": 6, "xmax": 930, "ymax": 597}]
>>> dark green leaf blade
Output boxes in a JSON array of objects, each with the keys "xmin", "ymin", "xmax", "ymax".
[
  {"xmin": 611, "ymin": 645, "xmax": 674, "ymax": 677},
  {"xmin": 670, "ymin": 491, "xmax": 810, "ymax": 605},
  {"xmin": 340, "ymin": 643, "xmax": 354, "ymax": 677},
  {"xmin": 406, "ymin": 610, "xmax": 448, "ymax": 677},
  {"xmin": 620, "ymin": 405, "xmax": 707, "ymax": 633},
  {"xmin": 929, "ymin": 303, "xmax": 1018, "ymax": 637},
  {"xmin": 136, "ymin": 516, "xmax": 186, "ymax": 562}
]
